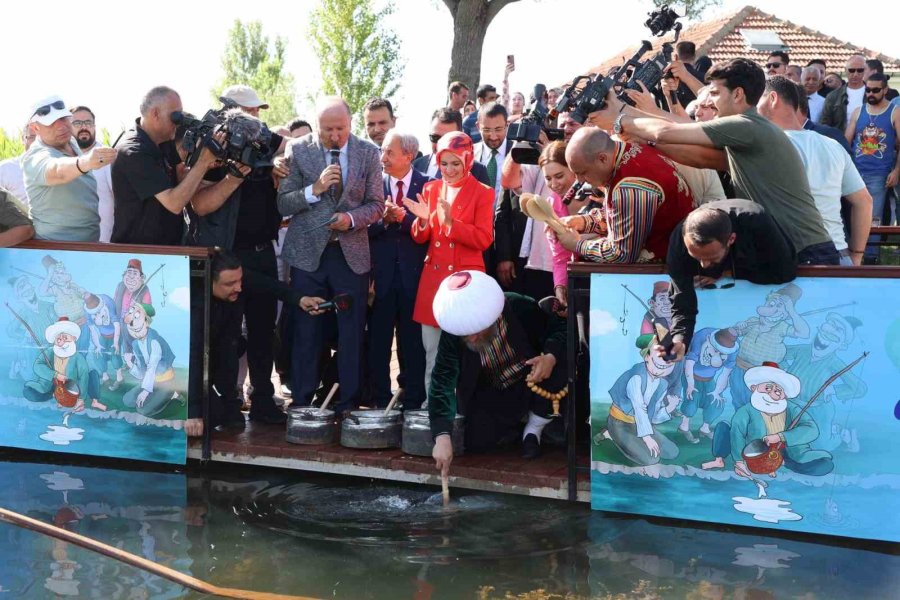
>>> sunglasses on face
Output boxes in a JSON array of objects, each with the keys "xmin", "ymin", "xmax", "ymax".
[
  {"xmin": 847, "ymin": 68, "xmax": 865, "ymax": 74},
  {"xmin": 429, "ymin": 134, "xmax": 442, "ymax": 144},
  {"xmin": 766, "ymin": 63, "xmax": 783, "ymax": 69},
  {"xmin": 33, "ymin": 100, "xmax": 65, "ymax": 117},
  {"xmin": 865, "ymin": 87, "xmax": 884, "ymax": 94}
]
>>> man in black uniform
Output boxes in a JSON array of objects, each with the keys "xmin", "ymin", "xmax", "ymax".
[{"xmin": 190, "ymin": 85, "xmax": 291, "ymax": 425}]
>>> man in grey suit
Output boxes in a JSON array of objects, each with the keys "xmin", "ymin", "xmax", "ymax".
[{"xmin": 277, "ymin": 97, "xmax": 385, "ymax": 414}]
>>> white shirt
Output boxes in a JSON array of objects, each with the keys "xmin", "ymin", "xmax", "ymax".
[
  {"xmin": 0, "ymin": 155, "xmax": 28, "ymax": 206},
  {"xmin": 807, "ymin": 93, "xmax": 826, "ymax": 123},
  {"xmin": 846, "ymin": 86, "xmax": 866, "ymax": 122},
  {"xmin": 785, "ymin": 129, "xmax": 866, "ymax": 251},
  {"xmin": 517, "ymin": 164, "xmax": 554, "ymax": 272},
  {"xmin": 673, "ymin": 162, "xmax": 726, "ymax": 207},
  {"xmin": 425, "ymin": 155, "xmax": 439, "ymax": 178},
  {"xmin": 87, "ymin": 142, "xmax": 115, "ymax": 243},
  {"xmin": 626, "ymin": 373, "xmax": 661, "ymax": 438},
  {"xmin": 475, "ymin": 139, "xmax": 507, "ymax": 205},
  {"xmin": 387, "ymin": 168, "xmax": 413, "ymax": 203}
]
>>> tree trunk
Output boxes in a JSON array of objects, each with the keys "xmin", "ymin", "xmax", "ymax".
[{"xmin": 444, "ymin": 0, "xmax": 519, "ymax": 91}]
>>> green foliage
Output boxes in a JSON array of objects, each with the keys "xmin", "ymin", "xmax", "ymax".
[
  {"xmin": 0, "ymin": 129, "xmax": 24, "ymax": 161},
  {"xmin": 308, "ymin": 0, "xmax": 405, "ymax": 130},
  {"xmin": 651, "ymin": 0, "xmax": 722, "ymax": 20},
  {"xmin": 212, "ymin": 20, "xmax": 298, "ymax": 127}
]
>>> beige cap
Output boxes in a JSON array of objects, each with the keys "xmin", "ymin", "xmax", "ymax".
[{"xmin": 220, "ymin": 85, "xmax": 269, "ymax": 109}]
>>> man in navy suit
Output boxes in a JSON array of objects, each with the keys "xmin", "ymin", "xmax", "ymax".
[
  {"xmin": 368, "ymin": 131, "xmax": 429, "ymax": 409},
  {"xmin": 413, "ymin": 108, "xmax": 491, "ymax": 186}
]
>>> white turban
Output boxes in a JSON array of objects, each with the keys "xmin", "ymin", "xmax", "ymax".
[
  {"xmin": 433, "ymin": 271, "xmax": 505, "ymax": 336},
  {"xmin": 743, "ymin": 362, "xmax": 801, "ymax": 399},
  {"xmin": 45, "ymin": 318, "xmax": 81, "ymax": 344}
]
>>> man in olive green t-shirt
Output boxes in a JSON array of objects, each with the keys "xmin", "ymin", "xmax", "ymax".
[
  {"xmin": 584, "ymin": 57, "xmax": 838, "ymax": 265},
  {"xmin": 0, "ymin": 189, "xmax": 34, "ymax": 247}
]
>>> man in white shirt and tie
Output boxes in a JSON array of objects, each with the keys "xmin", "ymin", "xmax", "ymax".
[{"xmin": 474, "ymin": 102, "xmax": 511, "ymax": 208}]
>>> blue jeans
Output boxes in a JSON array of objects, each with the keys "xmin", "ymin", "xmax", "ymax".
[{"xmin": 862, "ymin": 172, "xmax": 891, "ymax": 260}]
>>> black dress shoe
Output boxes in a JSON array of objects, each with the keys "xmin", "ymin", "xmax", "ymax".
[
  {"xmin": 522, "ymin": 433, "xmax": 541, "ymax": 459},
  {"xmin": 248, "ymin": 407, "xmax": 288, "ymax": 424}
]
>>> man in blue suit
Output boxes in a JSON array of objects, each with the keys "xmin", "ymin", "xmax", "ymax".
[
  {"xmin": 413, "ymin": 108, "xmax": 491, "ymax": 186},
  {"xmin": 368, "ymin": 131, "xmax": 430, "ymax": 409}
]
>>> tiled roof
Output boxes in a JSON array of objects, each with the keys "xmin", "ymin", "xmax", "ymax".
[{"xmin": 587, "ymin": 5, "xmax": 900, "ymax": 78}]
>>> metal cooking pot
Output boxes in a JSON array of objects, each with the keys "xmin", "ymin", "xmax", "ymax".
[
  {"xmin": 286, "ymin": 407, "xmax": 336, "ymax": 445},
  {"xmin": 741, "ymin": 438, "xmax": 784, "ymax": 474},
  {"xmin": 402, "ymin": 410, "xmax": 465, "ymax": 457},
  {"xmin": 340, "ymin": 409, "xmax": 402, "ymax": 449}
]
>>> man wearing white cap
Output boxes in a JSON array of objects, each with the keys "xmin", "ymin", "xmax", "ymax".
[
  {"xmin": 21, "ymin": 95, "xmax": 117, "ymax": 241},
  {"xmin": 702, "ymin": 361, "xmax": 834, "ymax": 477},
  {"xmin": 193, "ymin": 84, "xmax": 291, "ymax": 425},
  {"xmin": 23, "ymin": 317, "xmax": 93, "ymax": 412},
  {"xmin": 429, "ymin": 270, "xmax": 566, "ymax": 473}
]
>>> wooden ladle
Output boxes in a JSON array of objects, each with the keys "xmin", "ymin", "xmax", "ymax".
[{"xmin": 520, "ymin": 193, "xmax": 568, "ymax": 236}]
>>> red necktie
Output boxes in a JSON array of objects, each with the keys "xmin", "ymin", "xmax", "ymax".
[{"xmin": 395, "ymin": 180, "xmax": 404, "ymax": 204}]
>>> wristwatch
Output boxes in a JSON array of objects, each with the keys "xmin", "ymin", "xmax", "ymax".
[{"xmin": 613, "ymin": 114, "xmax": 626, "ymax": 136}]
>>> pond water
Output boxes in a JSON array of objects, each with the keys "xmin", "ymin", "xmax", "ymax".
[{"xmin": 1, "ymin": 455, "xmax": 898, "ymax": 599}]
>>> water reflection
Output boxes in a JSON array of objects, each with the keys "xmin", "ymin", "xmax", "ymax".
[{"xmin": 0, "ymin": 459, "xmax": 897, "ymax": 599}]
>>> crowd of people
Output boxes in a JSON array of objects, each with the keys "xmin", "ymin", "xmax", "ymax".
[{"xmin": 1, "ymin": 44, "xmax": 899, "ymax": 476}]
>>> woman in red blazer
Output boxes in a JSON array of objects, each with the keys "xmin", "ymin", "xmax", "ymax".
[{"xmin": 403, "ymin": 131, "xmax": 494, "ymax": 396}]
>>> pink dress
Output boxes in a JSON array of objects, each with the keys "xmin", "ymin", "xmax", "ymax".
[{"xmin": 547, "ymin": 192, "xmax": 575, "ymax": 288}]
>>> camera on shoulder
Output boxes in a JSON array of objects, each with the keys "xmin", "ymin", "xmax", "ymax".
[
  {"xmin": 171, "ymin": 97, "xmax": 276, "ymax": 180},
  {"xmin": 508, "ymin": 84, "xmax": 565, "ymax": 165}
]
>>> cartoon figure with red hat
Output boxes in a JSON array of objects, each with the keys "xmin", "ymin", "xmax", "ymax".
[{"xmin": 114, "ymin": 258, "xmax": 152, "ymax": 320}]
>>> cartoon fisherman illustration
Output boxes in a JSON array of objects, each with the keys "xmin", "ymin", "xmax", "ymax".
[
  {"xmin": 782, "ymin": 313, "xmax": 867, "ymax": 452},
  {"xmin": 600, "ymin": 332, "xmax": 681, "ymax": 466},
  {"xmin": 6, "ymin": 275, "xmax": 57, "ymax": 379},
  {"xmin": 122, "ymin": 303, "xmax": 182, "ymax": 417},
  {"xmin": 114, "ymin": 258, "xmax": 152, "ymax": 320},
  {"xmin": 38, "ymin": 256, "xmax": 87, "ymax": 328},
  {"xmin": 702, "ymin": 361, "xmax": 833, "ymax": 477},
  {"xmin": 83, "ymin": 293, "xmax": 124, "ymax": 393},
  {"xmin": 678, "ymin": 328, "xmax": 739, "ymax": 443},
  {"xmin": 640, "ymin": 281, "xmax": 673, "ymax": 334},
  {"xmin": 728, "ymin": 284, "xmax": 809, "ymax": 409},
  {"xmin": 23, "ymin": 317, "xmax": 93, "ymax": 412}
]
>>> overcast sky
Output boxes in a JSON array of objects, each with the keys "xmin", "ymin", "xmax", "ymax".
[{"xmin": 3, "ymin": 0, "xmax": 898, "ymax": 142}]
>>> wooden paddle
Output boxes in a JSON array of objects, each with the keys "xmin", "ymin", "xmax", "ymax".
[
  {"xmin": 441, "ymin": 473, "xmax": 450, "ymax": 508},
  {"xmin": 383, "ymin": 388, "xmax": 403, "ymax": 416},
  {"xmin": 520, "ymin": 193, "xmax": 568, "ymax": 236},
  {"xmin": 0, "ymin": 507, "xmax": 318, "ymax": 600},
  {"xmin": 317, "ymin": 383, "xmax": 340, "ymax": 414}
]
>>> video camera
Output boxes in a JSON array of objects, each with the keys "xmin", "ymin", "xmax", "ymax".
[
  {"xmin": 551, "ymin": 5, "xmax": 683, "ymax": 124},
  {"xmin": 171, "ymin": 98, "xmax": 276, "ymax": 180},
  {"xmin": 508, "ymin": 84, "xmax": 566, "ymax": 164}
]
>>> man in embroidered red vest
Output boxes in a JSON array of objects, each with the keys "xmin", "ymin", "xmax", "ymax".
[{"xmin": 556, "ymin": 127, "xmax": 694, "ymax": 263}]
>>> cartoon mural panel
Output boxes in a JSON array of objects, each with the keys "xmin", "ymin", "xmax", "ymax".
[
  {"xmin": 589, "ymin": 273, "xmax": 900, "ymax": 542},
  {"xmin": 0, "ymin": 248, "xmax": 191, "ymax": 464}
]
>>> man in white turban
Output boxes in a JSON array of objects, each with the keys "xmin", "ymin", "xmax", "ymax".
[{"xmin": 429, "ymin": 270, "xmax": 567, "ymax": 476}]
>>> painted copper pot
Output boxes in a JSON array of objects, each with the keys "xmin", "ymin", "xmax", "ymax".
[{"xmin": 741, "ymin": 439, "xmax": 785, "ymax": 474}]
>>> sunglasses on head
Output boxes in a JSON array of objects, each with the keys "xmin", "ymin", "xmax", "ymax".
[
  {"xmin": 429, "ymin": 133, "xmax": 442, "ymax": 144},
  {"xmin": 765, "ymin": 63, "xmax": 783, "ymax": 69},
  {"xmin": 865, "ymin": 87, "xmax": 884, "ymax": 94},
  {"xmin": 847, "ymin": 68, "xmax": 865, "ymax": 74},
  {"xmin": 33, "ymin": 100, "xmax": 65, "ymax": 118}
]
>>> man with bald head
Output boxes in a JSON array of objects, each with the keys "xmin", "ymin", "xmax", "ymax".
[
  {"xmin": 820, "ymin": 55, "xmax": 867, "ymax": 131},
  {"xmin": 554, "ymin": 127, "xmax": 693, "ymax": 264},
  {"xmin": 112, "ymin": 86, "xmax": 227, "ymax": 245},
  {"xmin": 278, "ymin": 96, "xmax": 385, "ymax": 416}
]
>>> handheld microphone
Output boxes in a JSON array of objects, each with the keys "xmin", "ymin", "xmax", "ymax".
[
  {"xmin": 316, "ymin": 293, "xmax": 353, "ymax": 313},
  {"xmin": 329, "ymin": 148, "xmax": 341, "ymax": 197}
]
